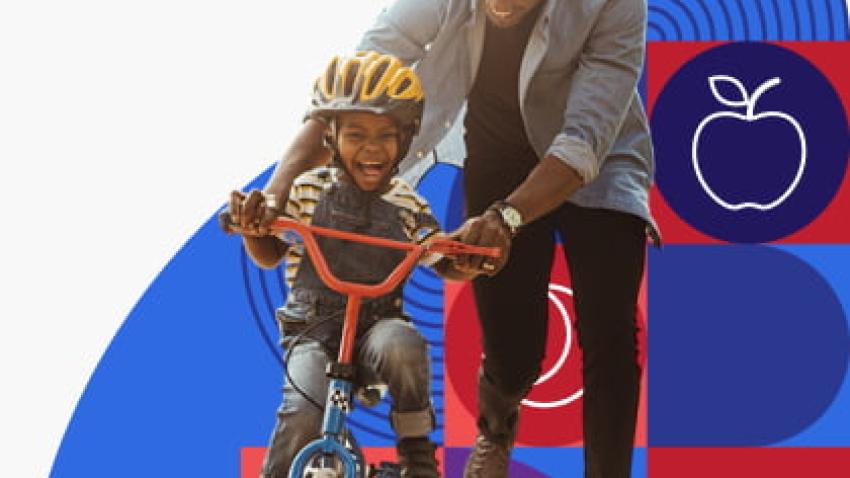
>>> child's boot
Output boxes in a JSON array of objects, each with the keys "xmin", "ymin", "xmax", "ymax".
[
  {"xmin": 397, "ymin": 437, "xmax": 440, "ymax": 478},
  {"xmin": 392, "ymin": 409, "xmax": 439, "ymax": 477}
]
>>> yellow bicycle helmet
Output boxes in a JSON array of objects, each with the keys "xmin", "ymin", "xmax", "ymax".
[{"xmin": 309, "ymin": 51, "xmax": 425, "ymax": 162}]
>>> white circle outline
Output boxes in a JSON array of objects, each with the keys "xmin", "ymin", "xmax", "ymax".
[{"xmin": 521, "ymin": 283, "xmax": 585, "ymax": 409}]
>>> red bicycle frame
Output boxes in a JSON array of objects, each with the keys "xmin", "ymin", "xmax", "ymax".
[
  {"xmin": 224, "ymin": 213, "xmax": 499, "ymax": 477},
  {"xmin": 235, "ymin": 217, "xmax": 499, "ymax": 366}
]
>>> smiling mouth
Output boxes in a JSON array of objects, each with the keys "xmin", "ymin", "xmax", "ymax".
[{"xmin": 355, "ymin": 160, "xmax": 388, "ymax": 179}]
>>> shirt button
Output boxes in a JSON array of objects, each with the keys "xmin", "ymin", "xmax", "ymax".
[
  {"xmin": 444, "ymin": 120, "xmax": 452, "ymax": 129},
  {"xmin": 416, "ymin": 151, "xmax": 425, "ymax": 159}
]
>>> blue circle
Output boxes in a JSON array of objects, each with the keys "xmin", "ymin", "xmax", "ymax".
[
  {"xmin": 652, "ymin": 42, "xmax": 848, "ymax": 243},
  {"xmin": 648, "ymin": 245, "xmax": 850, "ymax": 446}
]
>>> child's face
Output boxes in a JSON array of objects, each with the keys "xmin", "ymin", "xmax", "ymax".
[{"xmin": 335, "ymin": 112, "xmax": 400, "ymax": 191}]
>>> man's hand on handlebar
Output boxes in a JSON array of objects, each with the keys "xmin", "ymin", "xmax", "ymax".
[{"xmin": 448, "ymin": 212, "xmax": 512, "ymax": 277}]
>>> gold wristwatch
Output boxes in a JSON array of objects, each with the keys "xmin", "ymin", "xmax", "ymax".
[{"xmin": 489, "ymin": 201, "xmax": 523, "ymax": 237}]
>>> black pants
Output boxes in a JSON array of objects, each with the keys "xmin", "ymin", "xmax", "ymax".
[{"xmin": 465, "ymin": 165, "xmax": 646, "ymax": 478}]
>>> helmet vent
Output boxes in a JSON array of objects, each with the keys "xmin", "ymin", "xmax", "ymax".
[
  {"xmin": 366, "ymin": 60, "xmax": 391, "ymax": 97},
  {"xmin": 394, "ymin": 77, "xmax": 412, "ymax": 96},
  {"xmin": 323, "ymin": 57, "xmax": 338, "ymax": 98},
  {"xmin": 343, "ymin": 63, "xmax": 359, "ymax": 98}
]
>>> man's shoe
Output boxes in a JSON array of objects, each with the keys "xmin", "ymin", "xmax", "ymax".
[
  {"xmin": 462, "ymin": 434, "xmax": 511, "ymax": 478},
  {"xmin": 397, "ymin": 437, "xmax": 440, "ymax": 478}
]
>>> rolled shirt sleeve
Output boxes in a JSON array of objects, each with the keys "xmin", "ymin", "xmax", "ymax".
[{"xmin": 546, "ymin": 0, "xmax": 647, "ymax": 184}]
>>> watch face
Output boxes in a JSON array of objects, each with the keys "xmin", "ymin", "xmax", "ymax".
[{"xmin": 501, "ymin": 206, "xmax": 522, "ymax": 228}]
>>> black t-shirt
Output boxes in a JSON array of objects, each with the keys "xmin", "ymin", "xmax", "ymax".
[{"xmin": 464, "ymin": 3, "xmax": 545, "ymax": 213}]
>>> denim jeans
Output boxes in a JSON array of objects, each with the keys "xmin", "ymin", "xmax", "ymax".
[{"xmin": 260, "ymin": 318, "xmax": 433, "ymax": 478}]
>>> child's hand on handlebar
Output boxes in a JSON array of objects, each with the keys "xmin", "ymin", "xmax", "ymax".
[{"xmin": 224, "ymin": 189, "xmax": 282, "ymax": 236}]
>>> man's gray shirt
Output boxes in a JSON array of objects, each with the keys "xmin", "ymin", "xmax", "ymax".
[{"xmin": 358, "ymin": 0, "xmax": 658, "ymax": 238}]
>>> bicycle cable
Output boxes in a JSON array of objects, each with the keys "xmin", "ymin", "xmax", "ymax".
[{"xmin": 283, "ymin": 310, "xmax": 344, "ymax": 413}]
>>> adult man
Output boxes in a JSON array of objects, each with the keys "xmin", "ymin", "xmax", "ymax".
[{"xmin": 239, "ymin": 1, "xmax": 656, "ymax": 476}]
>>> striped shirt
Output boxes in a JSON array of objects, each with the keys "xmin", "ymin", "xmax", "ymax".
[{"xmin": 280, "ymin": 167, "xmax": 442, "ymax": 289}]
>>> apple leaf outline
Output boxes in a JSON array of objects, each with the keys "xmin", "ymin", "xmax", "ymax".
[{"xmin": 708, "ymin": 75, "xmax": 749, "ymax": 108}]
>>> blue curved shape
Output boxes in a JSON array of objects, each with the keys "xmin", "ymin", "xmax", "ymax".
[
  {"xmin": 416, "ymin": 162, "xmax": 465, "ymax": 231},
  {"xmin": 410, "ymin": 318, "xmax": 445, "ymax": 330},
  {"xmin": 647, "ymin": 22, "xmax": 667, "ymax": 43},
  {"xmin": 348, "ymin": 409, "xmax": 392, "ymax": 431},
  {"xmin": 836, "ymin": 0, "xmax": 849, "ymax": 40},
  {"xmin": 821, "ymin": 0, "xmax": 836, "ymax": 40},
  {"xmin": 773, "ymin": 0, "xmax": 794, "ymax": 39},
  {"xmin": 416, "ymin": 266, "xmax": 441, "ymax": 281},
  {"xmin": 730, "ymin": 0, "xmax": 750, "ymax": 40},
  {"xmin": 829, "ymin": 0, "xmax": 850, "ymax": 40},
  {"xmin": 408, "ymin": 277, "xmax": 444, "ymax": 296},
  {"xmin": 753, "ymin": 0, "xmax": 772, "ymax": 40},
  {"xmin": 649, "ymin": 6, "xmax": 684, "ymax": 40},
  {"xmin": 648, "ymin": 0, "xmax": 849, "ymax": 41},
  {"xmin": 52, "ymin": 215, "xmax": 297, "ymax": 476},
  {"xmin": 701, "ymin": 0, "xmax": 731, "ymax": 39},
  {"xmin": 243, "ymin": 245, "xmax": 285, "ymax": 366},
  {"xmin": 717, "ymin": 0, "xmax": 736, "ymax": 40},
  {"xmin": 692, "ymin": 0, "xmax": 718, "ymax": 39},
  {"xmin": 672, "ymin": 0, "xmax": 706, "ymax": 40},
  {"xmin": 769, "ymin": 0, "xmax": 785, "ymax": 39},
  {"xmin": 404, "ymin": 295, "xmax": 445, "ymax": 314},
  {"xmin": 789, "ymin": 0, "xmax": 803, "ymax": 39},
  {"xmin": 273, "ymin": 264, "xmax": 286, "ymax": 296},
  {"xmin": 652, "ymin": 1, "xmax": 700, "ymax": 39},
  {"xmin": 257, "ymin": 261, "xmax": 278, "ymax": 327},
  {"xmin": 649, "ymin": 246, "xmax": 849, "ymax": 446},
  {"xmin": 772, "ymin": 245, "xmax": 850, "ymax": 445},
  {"xmin": 805, "ymin": 0, "xmax": 819, "ymax": 39}
]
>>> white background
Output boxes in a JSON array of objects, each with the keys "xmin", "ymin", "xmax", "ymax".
[
  {"xmin": 0, "ymin": 1, "xmax": 389, "ymax": 475},
  {"xmin": 4, "ymin": 1, "xmax": 850, "ymax": 476}
]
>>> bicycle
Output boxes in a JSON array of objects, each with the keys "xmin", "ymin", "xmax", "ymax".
[{"xmin": 222, "ymin": 214, "xmax": 499, "ymax": 478}]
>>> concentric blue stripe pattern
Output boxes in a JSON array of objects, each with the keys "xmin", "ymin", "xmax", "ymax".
[{"xmin": 647, "ymin": 0, "xmax": 849, "ymax": 41}]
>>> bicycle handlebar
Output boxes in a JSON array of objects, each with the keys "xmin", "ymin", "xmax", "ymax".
[
  {"xmin": 221, "ymin": 213, "xmax": 499, "ymax": 295},
  {"xmin": 221, "ymin": 212, "xmax": 500, "ymax": 364}
]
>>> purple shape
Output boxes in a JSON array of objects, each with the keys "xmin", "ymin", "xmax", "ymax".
[{"xmin": 445, "ymin": 448, "xmax": 550, "ymax": 478}]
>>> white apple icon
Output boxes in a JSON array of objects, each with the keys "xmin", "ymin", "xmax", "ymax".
[{"xmin": 692, "ymin": 75, "xmax": 807, "ymax": 211}]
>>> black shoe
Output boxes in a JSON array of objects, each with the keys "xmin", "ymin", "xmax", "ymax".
[
  {"xmin": 462, "ymin": 434, "xmax": 511, "ymax": 478},
  {"xmin": 397, "ymin": 437, "xmax": 440, "ymax": 478}
]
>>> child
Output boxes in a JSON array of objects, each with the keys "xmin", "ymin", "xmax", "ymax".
[{"xmin": 229, "ymin": 52, "xmax": 479, "ymax": 478}]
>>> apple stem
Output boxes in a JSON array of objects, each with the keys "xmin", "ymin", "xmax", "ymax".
[{"xmin": 746, "ymin": 77, "xmax": 782, "ymax": 118}]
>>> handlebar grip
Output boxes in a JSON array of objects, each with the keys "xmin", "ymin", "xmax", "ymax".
[
  {"xmin": 218, "ymin": 211, "xmax": 237, "ymax": 234},
  {"xmin": 428, "ymin": 239, "xmax": 501, "ymax": 258}
]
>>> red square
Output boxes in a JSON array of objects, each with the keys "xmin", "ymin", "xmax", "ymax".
[
  {"xmin": 649, "ymin": 447, "xmax": 850, "ymax": 478},
  {"xmin": 647, "ymin": 42, "xmax": 850, "ymax": 245},
  {"xmin": 443, "ymin": 245, "xmax": 648, "ymax": 448}
]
